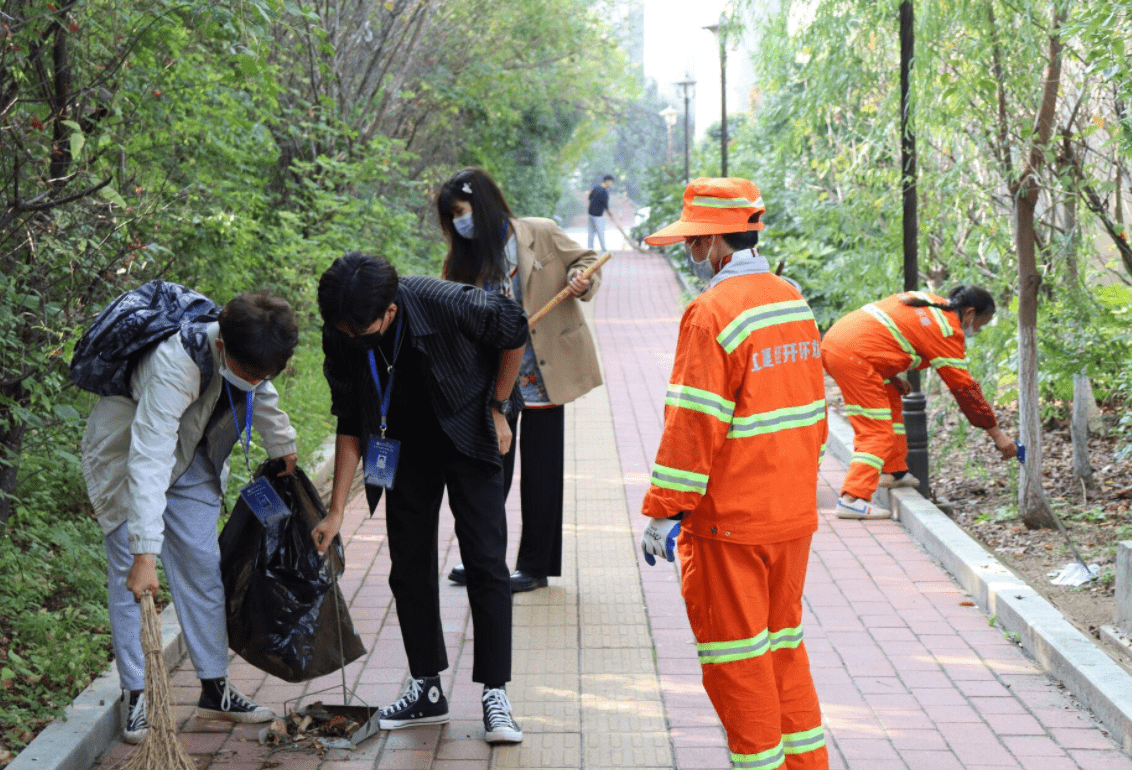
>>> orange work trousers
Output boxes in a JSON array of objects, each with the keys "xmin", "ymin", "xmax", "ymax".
[
  {"xmin": 821, "ymin": 345, "xmax": 907, "ymax": 501},
  {"xmin": 679, "ymin": 530, "xmax": 828, "ymax": 770}
]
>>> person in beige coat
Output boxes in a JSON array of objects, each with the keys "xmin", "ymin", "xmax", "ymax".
[{"xmin": 438, "ymin": 167, "xmax": 604, "ymax": 592}]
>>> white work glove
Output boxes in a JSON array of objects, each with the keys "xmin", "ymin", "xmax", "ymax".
[{"xmin": 641, "ymin": 517, "xmax": 682, "ymax": 566}]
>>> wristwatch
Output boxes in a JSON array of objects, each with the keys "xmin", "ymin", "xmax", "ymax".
[{"xmin": 489, "ymin": 398, "xmax": 514, "ymax": 418}]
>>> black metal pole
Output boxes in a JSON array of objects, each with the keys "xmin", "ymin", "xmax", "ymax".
[
  {"xmin": 720, "ymin": 40, "xmax": 728, "ymax": 177},
  {"xmin": 683, "ymin": 91, "xmax": 691, "ymax": 184},
  {"xmin": 899, "ymin": 0, "xmax": 930, "ymax": 500}
]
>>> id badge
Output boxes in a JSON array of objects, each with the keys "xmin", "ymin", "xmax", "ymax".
[
  {"xmin": 239, "ymin": 477, "xmax": 291, "ymax": 525},
  {"xmin": 365, "ymin": 436, "xmax": 400, "ymax": 489}
]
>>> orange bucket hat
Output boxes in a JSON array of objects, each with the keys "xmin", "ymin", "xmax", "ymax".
[{"xmin": 644, "ymin": 177, "xmax": 765, "ymax": 246}]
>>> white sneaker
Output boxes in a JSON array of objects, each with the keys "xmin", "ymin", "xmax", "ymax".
[
  {"xmin": 836, "ymin": 495, "xmax": 892, "ymax": 520},
  {"xmin": 879, "ymin": 472, "xmax": 920, "ymax": 489}
]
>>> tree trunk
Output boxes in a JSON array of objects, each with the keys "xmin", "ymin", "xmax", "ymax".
[
  {"xmin": 1071, "ymin": 374, "xmax": 1096, "ymax": 491},
  {"xmin": 1015, "ymin": 198, "xmax": 1056, "ymax": 528},
  {"xmin": 1013, "ymin": 4, "xmax": 1065, "ymax": 530},
  {"xmin": 0, "ymin": 395, "xmax": 27, "ymax": 526}
]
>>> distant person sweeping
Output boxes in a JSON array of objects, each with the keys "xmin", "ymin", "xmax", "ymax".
[
  {"xmin": 587, "ymin": 174, "xmax": 614, "ymax": 252},
  {"xmin": 821, "ymin": 285, "xmax": 1017, "ymax": 520}
]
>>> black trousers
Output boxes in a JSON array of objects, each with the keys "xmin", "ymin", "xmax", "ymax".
[
  {"xmin": 501, "ymin": 405, "xmax": 565, "ymax": 578},
  {"xmin": 385, "ymin": 432, "xmax": 511, "ymax": 685}
]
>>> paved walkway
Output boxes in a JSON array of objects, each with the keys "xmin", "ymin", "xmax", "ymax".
[{"xmin": 96, "ymin": 250, "xmax": 1132, "ymax": 770}]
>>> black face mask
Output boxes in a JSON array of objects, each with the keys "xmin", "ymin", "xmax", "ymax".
[{"xmin": 347, "ymin": 329, "xmax": 384, "ymax": 349}]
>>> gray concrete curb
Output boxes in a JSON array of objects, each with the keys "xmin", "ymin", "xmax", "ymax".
[
  {"xmin": 9, "ymin": 604, "xmax": 186, "ymax": 770},
  {"xmin": 826, "ymin": 407, "xmax": 1132, "ymax": 753}
]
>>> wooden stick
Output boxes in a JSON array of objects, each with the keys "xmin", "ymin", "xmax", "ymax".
[
  {"xmin": 608, "ymin": 215, "xmax": 647, "ymax": 253},
  {"xmin": 528, "ymin": 252, "xmax": 612, "ymax": 327}
]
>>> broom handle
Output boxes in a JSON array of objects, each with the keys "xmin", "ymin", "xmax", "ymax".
[{"xmin": 528, "ymin": 252, "xmax": 612, "ymax": 327}]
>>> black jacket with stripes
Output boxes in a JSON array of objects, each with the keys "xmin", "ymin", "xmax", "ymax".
[{"xmin": 324, "ymin": 275, "xmax": 528, "ymax": 472}]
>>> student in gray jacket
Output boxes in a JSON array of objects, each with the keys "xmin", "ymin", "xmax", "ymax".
[{"xmin": 81, "ymin": 292, "xmax": 299, "ymax": 744}]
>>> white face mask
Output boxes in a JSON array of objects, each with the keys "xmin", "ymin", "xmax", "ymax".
[
  {"xmin": 219, "ymin": 351, "xmax": 262, "ymax": 392},
  {"xmin": 452, "ymin": 212, "xmax": 475, "ymax": 240},
  {"xmin": 689, "ymin": 235, "xmax": 714, "ymax": 264},
  {"xmin": 962, "ymin": 322, "xmax": 979, "ymax": 339}
]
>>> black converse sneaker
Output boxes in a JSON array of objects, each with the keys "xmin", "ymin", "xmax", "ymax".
[
  {"xmin": 378, "ymin": 675, "xmax": 449, "ymax": 729},
  {"xmin": 123, "ymin": 690, "xmax": 147, "ymax": 745},
  {"xmin": 196, "ymin": 678, "xmax": 275, "ymax": 723},
  {"xmin": 482, "ymin": 686, "xmax": 522, "ymax": 744}
]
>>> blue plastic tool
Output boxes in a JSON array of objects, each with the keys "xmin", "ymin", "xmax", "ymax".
[{"xmin": 1014, "ymin": 440, "xmax": 1026, "ymax": 464}]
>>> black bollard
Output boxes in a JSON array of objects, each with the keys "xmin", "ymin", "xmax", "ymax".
[{"xmin": 902, "ymin": 377, "xmax": 931, "ymax": 501}]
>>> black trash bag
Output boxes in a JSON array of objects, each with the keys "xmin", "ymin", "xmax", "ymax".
[{"xmin": 219, "ymin": 458, "xmax": 366, "ymax": 683}]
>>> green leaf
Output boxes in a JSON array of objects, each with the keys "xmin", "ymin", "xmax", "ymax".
[
  {"xmin": 69, "ymin": 129, "xmax": 86, "ymax": 159},
  {"xmin": 97, "ymin": 185, "xmax": 128, "ymax": 208},
  {"xmin": 53, "ymin": 404, "xmax": 80, "ymax": 422}
]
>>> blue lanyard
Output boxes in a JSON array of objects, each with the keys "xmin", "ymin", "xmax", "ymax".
[
  {"xmin": 224, "ymin": 380, "xmax": 256, "ymax": 473},
  {"xmin": 366, "ymin": 312, "xmax": 404, "ymax": 439}
]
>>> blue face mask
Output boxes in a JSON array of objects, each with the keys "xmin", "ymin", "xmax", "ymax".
[{"xmin": 452, "ymin": 212, "xmax": 475, "ymax": 240}]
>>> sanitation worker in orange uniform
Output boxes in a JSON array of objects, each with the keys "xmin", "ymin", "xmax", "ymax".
[
  {"xmin": 640, "ymin": 178, "xmax": 829, "ymax": 770},
  {"xmin": 821, "ymin": 286, "xmax": 1017, "ymax": 520}
]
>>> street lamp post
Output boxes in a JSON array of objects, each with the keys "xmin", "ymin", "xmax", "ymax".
[
  {"xmin": 899, "ymin": 0, "xmax": 931, "ymax": 499},
  {"xmin": 703, "ymin": 17, "xmax": 727, "ymax": 177},
  {"xmin": 659, "ymin": 106, "xmax": 679, "ymax": 163},
  {"xmin": 676, "ymin": 78, "xmax": 696, "ymax": 183}
]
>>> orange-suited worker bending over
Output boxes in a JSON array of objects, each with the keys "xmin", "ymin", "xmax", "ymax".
[
  {"xmin": 821, "ymin": 286, "xmax": 1018, "ymax": 520},
  {"xmin": 639, "ymin": 178, "xmax": 829, "ymax": 770}
]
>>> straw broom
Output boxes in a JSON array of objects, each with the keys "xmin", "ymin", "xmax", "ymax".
[{"xmin": 117, "ymin": 592, "xmax": 195, "ymax": 770}]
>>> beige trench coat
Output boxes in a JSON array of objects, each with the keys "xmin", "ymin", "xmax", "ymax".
[{"xmin": 508, "ymin": 217, "xmax": 604, "ymax": 405}]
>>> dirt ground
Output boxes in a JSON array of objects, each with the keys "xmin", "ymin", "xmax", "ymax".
[{"xmin": 827, "ymin": 378, "xmax": 1132, "ymax": 669}]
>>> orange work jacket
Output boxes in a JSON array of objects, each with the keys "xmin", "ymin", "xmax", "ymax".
[
  {"xmin": 822, "ymin": 292, "xmax": 996, "ymax": 428},
  {"xmin": 642, "ymin": 260, "xmax": 828, "ymax": 545}
]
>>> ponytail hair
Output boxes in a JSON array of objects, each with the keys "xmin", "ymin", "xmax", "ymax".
[{"xmin": 901, "ymin": 285, "xmax": 995, "ymax": 317}]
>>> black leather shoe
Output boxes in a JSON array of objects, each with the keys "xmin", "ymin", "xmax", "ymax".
[
  {"xmin": 509, "ymin": 570, "xmax": 548, "ymax": 593},
  {"xmin": 448, "ymin": 564, "xmax": 467, "ymax": 585}
]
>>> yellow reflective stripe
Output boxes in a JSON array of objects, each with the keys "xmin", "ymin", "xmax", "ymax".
[
  {"xmin": 650, "ymin": 463, "xmax": 709, "ymax": 494},
  {"xmin": 908, "ymin": 291, "xmax": 953, "ymax": 337},
  {"xmin": 731, "ymin": 741, "xmax": 785, "ymax": 770},
  {"xmin": 819, "ymin": 442, "xmax": 826, "ymax": 465},
  {"xmin": 843, "ymin": 404, "xmax": 891, "ymax": 420},
  {"xmin": 666, "ymin": 384, "xmax": 735, "ymax": 423},
  {"xmin": 851, "ymin": 452, "xmax": 884, "ymax": 471},
  {"xmin": 862, "ymin": 304, "xmax": 922, "ymax": 368},
  {"xmin": 698, "ymin": 631, "xmax": 770, "ymax": 664},
  {"xmin": 727, "ymin": 399, "xmax": 825, "ymax": 438},
  {"xmin": 768, "ymin": 625, "xmax": 804, "ymax": 651},
  {"xmin": 893, "ymin": 422, "xmax": 906, "ymax": 435},
  {"xmin": 692, "ymin": 195, "xmax": 762, "ymax": 209},
  {"xmin": 717, "ymin": 300, "xmax": 814, "ymax": 354},
  {"xmin": 931, "ymin": 356, "xmax": 968, "ymax": 371},
  {"xmin": 782, "ymin": 726, "xmax": 825, "ymax": 755}
]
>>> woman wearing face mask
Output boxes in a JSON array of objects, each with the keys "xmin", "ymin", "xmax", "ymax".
[
  {"xmin": 821, "ymin": 285, "xmax": 1017, "ymax": 520},
  {"xmin": 437, "ymin": 167, "xmax": 604, "ymax": 593}
]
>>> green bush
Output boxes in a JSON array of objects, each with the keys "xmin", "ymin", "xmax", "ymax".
[{"xmin": 0, "ymin": 507, "xmax": 113, "ymax": 749}]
